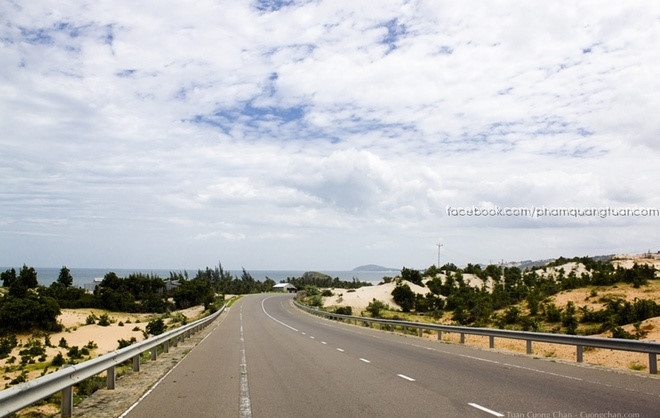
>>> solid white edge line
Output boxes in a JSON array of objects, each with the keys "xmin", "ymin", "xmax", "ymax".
[
  {"xmin": 468, "ymin": 402, "xmax": 504, "ymax": 417},
  {"xmin": 118, "ymin": 357, "xmax": 180, "ymax": 418},
  {"xmin": 261, "ymin": 296, "xmax": 299, "ymax": 332},
  {"xmin": 397, "ymin": 374, "xmax": 415, "ymax": 382},
  {"xmin": 119, "ymin": 303, "xmax": 229, "ymax": 417}
]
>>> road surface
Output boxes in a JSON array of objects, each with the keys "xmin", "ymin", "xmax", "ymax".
[{"xmin": 124, "ymin": 294, "xmax": 660, "ymax": 417}]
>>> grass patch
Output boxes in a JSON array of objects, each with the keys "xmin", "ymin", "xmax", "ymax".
[{"xmin": 628, "ymin": 362, "xmax": 646, "ymax": 371}]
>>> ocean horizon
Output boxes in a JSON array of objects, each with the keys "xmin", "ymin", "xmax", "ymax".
[{"xmin": 0, "ymin": 266, "xmax": 398, "ymax": 287}]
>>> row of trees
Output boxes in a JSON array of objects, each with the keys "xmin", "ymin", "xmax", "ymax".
[
  {"xmin": 286, "ymin": 271, "xmax": 372, "ymax": 290},
  {"xmin": 0, "ymin": 263, "xmax": 372, "ymax": 333},
  {"xmin": 376, "ymin": 259, "xmax": 658, "ymax": 336}
]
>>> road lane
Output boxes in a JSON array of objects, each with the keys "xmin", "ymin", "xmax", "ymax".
[{"xmin": 126, "ymin": 294, "xmax": 660, "ymax": 417}]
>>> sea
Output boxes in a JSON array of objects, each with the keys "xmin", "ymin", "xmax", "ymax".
[{"xmin": 0, "ymin": 267, "xmax": 398, "ymax": 288}]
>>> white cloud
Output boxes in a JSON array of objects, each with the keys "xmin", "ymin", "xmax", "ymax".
[{"xmin": 1, "ymin": 1, "xmax": 658, "ymax": 270}]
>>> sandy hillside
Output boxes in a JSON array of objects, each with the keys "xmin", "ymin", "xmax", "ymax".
[
  {"xmin": 317, "ymin": 256, "xmax": 659, "ymax": 373},
  {"xmin": 0, "ymin": 306, "xmax": 206, "ymax": 383},
  {"xmin": 323, "ymin": 280, "xmax": 428, "ymax": 312},
  {"xmin": 612, "ymin": 253, "xmax": 660, "ymax": 270}
]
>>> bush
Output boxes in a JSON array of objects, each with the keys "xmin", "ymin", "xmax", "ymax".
[
  {"xmin": 308, "ymin": 295, "xmax": 323, "ymax": 307},
  {"xmin": 117, "ymin": 337, "xmax": 137, "ymax": 349},
  {"xmin": 146, "ymin": 318, "xmax": 166, "ymax": 336},
  {"xmin": 544, "ymin": 303, "xmax": 562, "ymax": 323},
  {"xmin": 58, "ymin": 338, "xmax": 68, "ymax": 348},
  {"xmin": 51, "ymin": 352, "xmax": 65, "ymax": 367},
  {"xmin": 75, "ymin": 375, "xmax": 106, "ymax": 398},
  {"xmin": 321, "ymin": 289, "xmax": 333, "ymax": 297},
  {"xmin": 335, "ymin": 306, "xmax": 352, "ymax": 315},
  {"xmin": 366, "ymin": 299, "xmax": 388, "ymax": 318},
  {"xmin": 67, "ymin": 346, "xmax": 83, "ymax": 361},
  {"xmin": 0, "ymin": 335, "xmax": 18, "ymax": 359},
  {"xmin": 97, "ymin": 313, "xmax": 111, "ymax": 327},
  {"xmin": 502, "ymin": 306, "xmax": 520, "ymax": 325}
]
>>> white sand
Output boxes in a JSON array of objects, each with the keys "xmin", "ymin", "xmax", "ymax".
[
  {"xmin": 323, "ymin": 280, "xmax": 430, "ymax": 312},
  {"xmin": 0, "ymin": 306, "xmax": 206, "ymax": 376}
]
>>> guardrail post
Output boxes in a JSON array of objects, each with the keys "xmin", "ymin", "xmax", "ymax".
[
  {"xmin": 460, "ymin": 333, "xmax": 465, "ymax": 344},
  {"xmin": 418, "ymin": 328, "xmax": 423, "ymax": 337},
  {"xmin": 61, "ymin": 384, "xmax": 73, "ymax": 418},
  {"xmin": 437, "ymin": 330, "xmax": 442, "ymax": 340},
  {"xmin": 576, "ymin": 345, "xmax": 583, "ymax": 363},
  {"xmin": 650, "ymin": 353, "xmax": 657, "ymax": 374},
  {"xmin": 489, "ymin": 336, "xmax": 495, "ymax": 349},
  {"xmin": 526, "ymin": 340, "xmax": 532, "ymax": 354},
  {"xmin": 403, "ymin": 326, "xmax": 407, "ymax": 335},
  {"xmin": 173, "ymin": 336, "xmax": 178, "ymax": 347},
  {"xmin": 133, "ymin": 354, "xmax": 140, "ymax": 372},
  {"xmin": 164, "ymin": 340, "xmax": 169, "ymax": 353},
  {"xmin": 151, "ymin": 347, "xmax": 158, "ymax": 361},
  {"xmin": 107, "ymin": 366, "xmax": 116, "ymax": 389}
]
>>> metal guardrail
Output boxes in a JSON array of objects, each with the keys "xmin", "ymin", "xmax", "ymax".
[
  {"xmin": 294, "ymin": 301, "xmax": 660, "ymax": 374},
  {"xmin": 0, "ymin": 304, "xmax": 226, "ymax": 417}
]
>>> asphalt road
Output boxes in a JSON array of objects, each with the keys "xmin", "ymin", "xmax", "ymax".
[{"xmin": 124, "ymin": 294, "xmax": 660, "ymax": 417}]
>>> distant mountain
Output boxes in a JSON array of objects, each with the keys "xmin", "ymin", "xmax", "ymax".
[{"xmin": 352, "ymin": 264, "xmax": 398, "ymax": 272}]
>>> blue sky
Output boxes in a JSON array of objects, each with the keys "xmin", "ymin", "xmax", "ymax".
[{"xmin": 1, "ymin": 1, "xmax": 658, "ymax": 270}]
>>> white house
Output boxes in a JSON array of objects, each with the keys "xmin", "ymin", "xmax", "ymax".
[{"xmin": 273, "ymin": 283, "xmax": 297, "ymax": 293}]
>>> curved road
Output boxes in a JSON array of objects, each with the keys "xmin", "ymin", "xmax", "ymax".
[{"xmin": 124, "ymin": 294, "xmax": 660, "ymax": 417}]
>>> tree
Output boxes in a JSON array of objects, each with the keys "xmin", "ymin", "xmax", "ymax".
[
  {"xmin": 57, "ymin": 266, "xmax": 73, "ymax": 288},
  {"xmin": 561, "ymin": 301, "xmax": 578, "ymax": 334},
  {"xmin": 401, "ymin": 267, "xmax": 423, "ymax": 286},
  {"xmin": 391, "ymin": 283, "xmax": 415, "ymax": 312},
  {"xmin": 1, "ymin": 268, "xmax": 16, "ymax": 287},
  {"xmin": 18, "ymin": 265, "xmax": 38, "ymax": 289}
]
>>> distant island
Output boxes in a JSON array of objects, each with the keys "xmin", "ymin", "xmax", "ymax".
[{"xmin": 352, "ymin": 264, "xmax": 399, "ymax": 272}]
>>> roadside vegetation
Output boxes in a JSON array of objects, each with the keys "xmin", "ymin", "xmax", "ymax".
[{"xmin": 297, "ymin": 256, "xmax": 660, "ymax": 339}]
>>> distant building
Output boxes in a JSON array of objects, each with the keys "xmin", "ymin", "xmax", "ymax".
[
  {"xmin": 165, "ymin": 280, "xmax": 181, "ymax": 292},
  {"xmin": 83, "ymin": 277, "xmax": 103, "ymax": 292},
  {"xmin": 273, "ymin": 283, "xmax": 297, "ymax": 293}
]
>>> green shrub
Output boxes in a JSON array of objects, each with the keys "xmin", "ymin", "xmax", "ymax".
[
  {"xmin": 67, "ymin": 346, "xmax": 83, "ymax": 361},
  {"xmin": 335, "ymin": 306, "xmax": 352, "ymax": 315},
  {"xmin": 0, "ymin": 335, "xmax": 18, "ymax": 359},
  {"xmin": 308, "ymin": 295, "xmax": 323, "ymax": 307},
  {"xmin": 75, "ymin": 375, "xmax": 106, "ymax": 398},
  {"xmin": 51, "ymin": 353, "xmax": 65, "ymax": 367},
  {"xmin": 146, "ymin": 318, "xmax": 166, "ymax": 336},
  {"xmin": 117, "ymin": 337, "xmax": 137, "ymax": 349},
  {"xmin": 97, "ymin": 313, "xmax": 111, "ymax": 327},
  {"xmin": 366, "ymin": 299, "xmax": 388, "ymax": 318}
]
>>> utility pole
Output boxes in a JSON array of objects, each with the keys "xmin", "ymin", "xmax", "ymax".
[{"xmin": 436, "ymin": 242, "xmax": 443, "ymax": 267}]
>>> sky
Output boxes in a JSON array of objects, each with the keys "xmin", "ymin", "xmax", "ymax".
[{"xmin": 1, "ymin": 0, "xmax": 659, "ymax": 271}]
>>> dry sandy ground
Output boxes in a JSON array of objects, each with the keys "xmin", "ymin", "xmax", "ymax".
[
  {"xmin": 323, "ymin": 280, "xmax": 428, "ymax": 313},
  {"xmin": 1, "ymin": 306, "xmax": 206, "ymax": 384}
]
